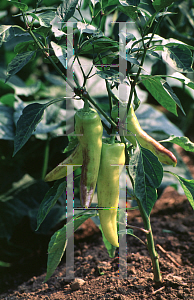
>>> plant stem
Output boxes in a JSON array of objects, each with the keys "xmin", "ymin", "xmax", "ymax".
[
  {"xmin": 29, "ymin": 29, "xmax": 75, "ymax": 91},
  {"xmin": 125, "ymin": 12, "xmax": 166, "ymax": 120},
  {"xmin": 135, "ymin": 197, "xmax": 162, "ymax": 283}
]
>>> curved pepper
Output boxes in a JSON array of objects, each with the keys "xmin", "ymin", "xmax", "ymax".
[
  {"xmin": 126, "ymin": 105, "xmax": 177, "ymax": 166},
  {"xmin": 111, "ymin": 104, "xmax": 177, "ymax": 166},
  {"xmin": 97, "ymin": 140, "xmax": 125, "ymax": 247},
  {"xmin": 75, "ymin": 105, "xmax": 103, "ymax": 207},
  {"xmin": 44, "ymin": 143, "xmax": 82, "ymax": 182}
]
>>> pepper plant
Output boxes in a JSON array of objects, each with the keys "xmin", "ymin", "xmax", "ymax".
[{"xmin": 1, "ymin": 0, "xmax": 194, "ymax": 283}]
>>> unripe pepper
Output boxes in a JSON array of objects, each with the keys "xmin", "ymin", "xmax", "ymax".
[
  {"xmin": 111, "ymin": 104, "xmax": 177, "ymax": 166},
  {"xmin": 75, "ymin": 103, "xmax": 103, "ymax": 207},
  {"xmin": 97, "ymin": 140, "xmax": 125, "ymax": 247},
  {"xmin": 44, "ymin": 144, "xmax": 82, "ymax": 182}
]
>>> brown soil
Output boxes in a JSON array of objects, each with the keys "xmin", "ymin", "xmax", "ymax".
[{"xmin": 1, "ymin": 146, "xmax": 194, "ymax": 300}]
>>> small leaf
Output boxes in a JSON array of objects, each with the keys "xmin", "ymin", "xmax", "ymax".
[
  {"xmin": 160, "ymin": 135, "xmax": 194, "ymax": 152},
  {"xmin": 63, "ymin": 135, "xmax": 79, "ymax": 154},
  {"xmin": 36, "ymin": 178, "xmax": 67, "ymax": 231},
  {"xmin": 6, "ymin": 51, "xmax": 36, "ymax": 83},
  {"xmin": 13, "ymin": 102, "xmax": 48, "ymax": 156},
  {"xmin": 166, "ymin": 171, "xmax": 194, "ymax": 210},
  {"xmin": 99, "ymin": 224, "xmax": 117, "ymax": 258}
]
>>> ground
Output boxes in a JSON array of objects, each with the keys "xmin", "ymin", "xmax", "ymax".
[{"xmin": 1, "ymin": 146, "xmax": 194, "ymax": 300}]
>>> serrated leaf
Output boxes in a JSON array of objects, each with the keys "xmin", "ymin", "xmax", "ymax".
[
  {"xmin": 13, "ymin": 102, "xmax": 48, "ymax": 156},
  {"xmin": 6, "ymin": 51, "xmax": 36, "ymax": 83},
  {"xmin": 162, "ymin": 44, "xmax": 193, "ymax": 73},
  {"xmin": 129, "ymin": 145, "xmax": 163, "ymax": 216},
  {"xmin": 141, "ymin": 76, "xmax": 178, "ymax": 116},
  {"xmin": 36, "ymin": 178, "xmax": 67, "ymax": 231},
  {"xmin": 160, "ymin": 135, "xmax": 194, "ymax": 152},
  {"xmin": 152, "ymin": 0, "xmax": 177, "ymax": 12},
  {"xmin": 45, "ymin": 212, "xmax": 96, "ymax": 281},
  {"xmin": 166, "ymin": 171, "xmax": 194, "ymax": 210}
]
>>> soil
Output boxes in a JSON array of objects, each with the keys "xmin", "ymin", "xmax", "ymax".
[{"xmin": 1, "ymin": 146, "xmax": 194, "ymax": 300}]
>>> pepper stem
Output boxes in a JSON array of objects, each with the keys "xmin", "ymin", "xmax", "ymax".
[{"xmin": 83, "ymin": 99, "xmax": 90, "ymax": 112}]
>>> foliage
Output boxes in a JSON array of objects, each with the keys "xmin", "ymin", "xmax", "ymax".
[{"xmin": 0, "ymin": 0, "xmax": 194, "ymax": 282}]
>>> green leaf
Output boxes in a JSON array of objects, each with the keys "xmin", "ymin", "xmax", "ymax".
[
  {"xmin": 14, "ymin": 40, "xmax": 38, "ymax": 54},
  {"xmin": 28, "ymin": 12, "xmax": 40, "ymax": 21},
  {"xmin": 160, "ymin": 135, "xmax": 194, "ymax": 152},
  {"xmin": 33, "ymin": 26, "xmax": 51, "ymax": 38},
  {"xmin": 0, "ymin": 93, "xmax": 15, "ymax": 107},
  {"xmin": 63, "ymin": 135, "xmax": 79, "ymax": 154},
  {"xmin": 166, "ymin": 171, "xmax": 194, "ymax": 210},
  {"xmin": 8, "ymin": 0, "xmax": 28, "ymax": 11},
  {"xmin": 79, "ymin": 36, "xmax": 119, "ymax": 55},
  {"xmin": 141, "ymin": 76, "xmax": 178, "ymax": 116},
  {"xmin": 36, "ymin": 178, "xmax": 67, "ymax": 231},
  {"xmin": 0, "ymin": 179, "xmax": 49, "ymax": 240},
  {"xmin": 152, "ymin": 0, "xmax": 177, "ymax": 12},
  {"xmin": 129, "ymin": 145, "xmax": 163, "ymax": 217},
  {"xmin": 13, "ymin": 102, "xmax": 48, "ymax": 156},
  {"xmin": 162, "ymin": 80, "xmax": 185, "ymax": 115},
  {"xmin": 99, "ymin": 224, "xmax": 117, "ymax": 258},
  {"xmin": 38, "ymin": 11, "xmax": 56, "ymax": 27},
  {"xmin": 45, "ymin": 212, "xmax": 96, "ymax": 281},
  {"xmin": 163, "ymin": 44, "xmax": 193, "ymax": 73},
  {"xmin": 5, "ymin": 51, "xmax": 36, "ymax": 83},
  {"xmin": 57, "ymin": 0, "xmax": 79, "ymax": 22},
  {"xmin": 118, "ymin": 3, "xmax": 138, "ymax": 20}
]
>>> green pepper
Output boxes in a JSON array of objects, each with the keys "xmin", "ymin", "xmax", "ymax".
[
  {"xmin": 75, "ymin": 103, "xmax": 103, "ymax": 207},
  {"xmin": 44, "ymin": 143, "xmax": 82, "ymax": 182},
  {"xmin": 112, "ymin": 104, "xmax": 177, "ymax": 166},
  {"xmin": 97, "ymin": 140, "xmax": 125, "ymax": 247}
]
